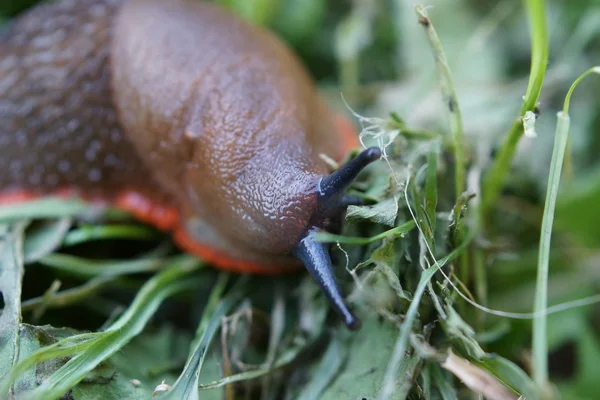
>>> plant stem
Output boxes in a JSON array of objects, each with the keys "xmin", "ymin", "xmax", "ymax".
[
  {"xmin": 473, "ymin": 245, "xmax": 487, "ymax": 328},
  {"xmin": 480, "ymin": 0, "xmax": 548, "ymax": 219},
  {"xmin": 415, "ymin": 5, "xmax": 465, "ymax": 200},
  {"xmin": 533, "ymin": 66, "xmax": 600, "ymax": 393},
  {"xmin": 532, "ymin": 112, "xmax": 569, "ymax": 391}
]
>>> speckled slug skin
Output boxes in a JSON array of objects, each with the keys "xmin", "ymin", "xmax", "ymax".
[{"xmin": 0, "ymin": 0, "xmax": 168, "ymax": 201}]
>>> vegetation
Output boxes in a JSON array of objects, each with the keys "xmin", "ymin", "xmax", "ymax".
[{"xmin": 1, "ymin": 0, "xmax": 600, "ymax": 398}]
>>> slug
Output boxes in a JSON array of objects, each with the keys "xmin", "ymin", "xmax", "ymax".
[{"xmin": 0, "ymin": 0, "xmax": 381, "ymax": 330}]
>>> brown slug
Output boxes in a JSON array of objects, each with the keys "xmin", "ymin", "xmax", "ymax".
[{"xmin": 0, "ymin": 0, "xmax": 381, "ymax": 330}]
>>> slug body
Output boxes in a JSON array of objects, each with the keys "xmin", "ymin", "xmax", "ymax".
[{"xmin": 0, "ymin": 0, "xmax": 380, "ymax": 329}]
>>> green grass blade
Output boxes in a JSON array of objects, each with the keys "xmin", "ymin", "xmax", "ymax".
[
  {"xmin": 198, "ymin": 322, "xmax": 326, "ymax": 391},
  {"xmin": 478, "ymin": 356, "xmax": 537, "ymax": 399},
  {"xmin": 562, "ymin": 67, "xmax": 600, "ymax": 114},
  {"xmin": 0, "ymin": 198, "xmax": 91, "ymax": 221},
  {"xmin": 430, "ymin": 363, "xmax": 458, "ymax": 400},
  {"xmin": 415, "ymin": 5, "xmax": 465, "ymax": 199},
  {"xmin": 297, "ymin": 335, "xmax": 345, "ymax": 400},
  {"xmin": 532, "ymin": 112, "xmax": 569, "ymax": 392},
  {"xmin": 410, "ymin": 168, "xmax": 435, "ymax": 247},
  {"xmin": 532, "ymin": 67, "xmax": 600, "ymax": 394},
  {"xmin": 21, "ymin": 276, "xmax": 117, "ymax": 313},
  {"xmin": 192, "ymin": 273, "xmax": 231, "ymax": 347},
  {"xmin": 425, "ymin": 142, "xmax": 439, "ymax": 238},
  {"xmin": 261, "ymin": 286, "xmax": 287, "ymax": 398},
  {"xmin": 62, "ymin": 224, "xmax": 160, "ymax": 246},
  {"xmin": 2, "ymin": 257, "xmax": 202, "ymax": 399},
  {"xmin": 37, "ymin": 253, "xmax": 172, "ymax": 278},
  {"xmin": 0, "ymin": 335, "xmax": 100, "ymax": 396},
  {"xmin": 0, "ymin": 223, "xmax": 26, "ymax": 397},
  {"xmin": 160, "ymin": 276, "xmax": 248, "ymax": 399},
  {"xmin": 313, "ymin": 220, "xmax": 416, "ymax": 244},
  {"xmin": 378, "ymin": 232, "xmax": 473, "ymax": 400}
]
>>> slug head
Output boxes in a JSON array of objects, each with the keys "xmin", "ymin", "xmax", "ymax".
[
  {"xmin": 293, "ymin": 147, "xmax": 381, "ymax": 330},
  {"xmin": 183, "ymin": 144, "xmax": 381, "ymax": 330}
]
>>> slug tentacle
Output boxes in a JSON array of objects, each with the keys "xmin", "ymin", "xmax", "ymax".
[
  {"xmin": 293, "ymin": 232, "xmax": 361, "ymax": 331},
  {"xmin": 341, "ymin": 195, "xmax": 366, "ymax": 207},
  {"xmin": 293, "ymin": 147, "xmax": 381, "ymax": 330},
  {"xmin": 314, "ymin": 147, "xmax": 381, "ymax": 220},
  {"xmin": 318, "ymin": 147, "xmax": 382, "ymax": 201},
  {"xmin": 315, "ymin": 146, "xmax": 382, "ymax": 221}
]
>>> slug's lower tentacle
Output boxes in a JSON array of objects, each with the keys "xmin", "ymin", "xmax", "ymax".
[{"xmin": 293, "ymin": 231, "xmax": 361, "ymax": 330}]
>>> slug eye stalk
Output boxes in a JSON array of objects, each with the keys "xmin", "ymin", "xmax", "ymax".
[
  {"xmin": 319, "ymin": 147, "xmax": 381, "ymax": 201},
  {"xmin": 295, "ymin": 147, "xmax": 381, "ymax": 330}
]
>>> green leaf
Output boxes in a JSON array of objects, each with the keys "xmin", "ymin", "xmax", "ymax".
[
  {"xmin": 370, "ymin": 237, "xmax": 408, "ymax": 301},
  {"xmin": 297, "ymin": 335, "xmax": 345, "ymax": 400},
  {"xmin": 319, "ymin": 317, "xmax": 399, "ymax": 399},
  {"xmin": 3, "ymin": 324, "xmax": 82, "ymax": 395},
  {"xmin": 346, "ymin": 197, "xmax": 398, "ymax": 227},
  {"xmin": 103, "ymin": 326, "xmax": 195, "ymax": 398},
  {"xmin": 23, "ymin": 219, "xmax": 71, "ymax": 263},
  {"xmin": 314, "ymin": 220, "xmax": 416, "ymax": 245},
  {"xmin": 477, "ymin": 356, "xmax": 537, "ymax": 400},
  {"xmin": 429, "ymin": 363, "xmax": 458, "ymax": 400},
  {"xmin": 442, "ymin": 305, "xmax": 485, "ymax": 360},
  {"xmin": 197, "ymin": 282, "xmax": 326, "ymax": 391},
  {"xmin": 0, "ymin": 223, "xmax": 26, "ymax": 397},
  {"xmin": 480, "ymin": 0, "xmax": 549, "ymax": 217},
  {"xmin": 3, "ymin": 325, "xmax": 195, "ymax": 399},
  {"xmin": 543, "ymin": 304, "xmax": 600, "ymax": 398},
  {"xmin": 69, "ymin": 369, "xmax": 144, "ymax": 399}
]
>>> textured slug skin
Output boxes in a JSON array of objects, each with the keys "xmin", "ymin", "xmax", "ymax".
[{"xmin": 0, "ymin": 0, "xmax": 359, "ymax": 273}]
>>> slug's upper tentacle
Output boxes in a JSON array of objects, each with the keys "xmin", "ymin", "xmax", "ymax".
[{"xmin": 319, "ymin": 147, "xmax": 382, "ymax": 202}]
